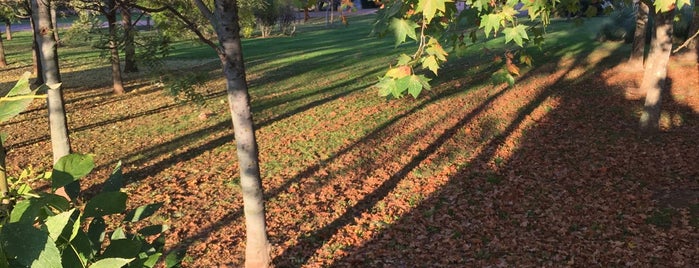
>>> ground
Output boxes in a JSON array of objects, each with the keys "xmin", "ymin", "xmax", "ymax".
[{"xmin": 1, "ymin": 13, "xmax": 698, "ymax": 267}]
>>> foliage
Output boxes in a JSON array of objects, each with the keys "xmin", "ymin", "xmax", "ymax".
[
  {"xmin": 0, "ymin": 75, "xmax": 183, "ymax": 268},
  {"xmin": 0, "ymin": 153, "xmax": 180, "ymax": 267},
  {"xmin": 372, "ymin": 0, "xmax": 691, "ymax": 98}
]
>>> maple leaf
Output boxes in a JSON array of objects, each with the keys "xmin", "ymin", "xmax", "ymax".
[
  {"xmin": 416, "ymin": 0, "xmax": 449, "ymax": 24},
  {"xmin": 426, "ymin": 38, "xmax": 448, "ymax": 61},
  {"xmin": 422, "ymin": 55, "xmax": 440, "ymax": 75},
  {"xmin": 390, "ymin": 18, "xmax": 419, "ymax": 47},
  {"xmin": 480, "ymin": 13, "xmax": 502, "ymax": 37},
  {"xmin": 386, "ymin": 65, "xmax": 412, "ymax": 79},
  {"xmin": 502, "ymin": 25, "xmax": 529, "ymax": 47}
]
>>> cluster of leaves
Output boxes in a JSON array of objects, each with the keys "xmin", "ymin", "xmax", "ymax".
[
  {"xmin": 0, "ymin": 75, "xmax": 181, "ymax": 267},
  {"xmin": 372, "ymin": 0, "xmax": 693, "ymax": 98},
  {"xmin": 0, "ymin": 153, "xmax": 177, "ymax": 268}
]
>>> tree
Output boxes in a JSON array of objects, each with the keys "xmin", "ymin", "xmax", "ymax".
[
  {"xmin": 31, "ymin": 0, "xmax": 72, "ymax": 164},
  {"xmin": 629, "ymin": 0, "xmax": 650, "ymax": 68},
  {"xmin": 192, "ymin": 1, "xmax": 272, "ymax": 265},
  {"xmin": 71, "ymin": 0, "xmax": 126, "ymax": 94},
  {"xmin": 121, "ymin": 5, "xmax": 138, "ymax": 72},
  {"xmin": 639, "ymin": 3, "xmax": 676, "ymax": 131},
  {"xmin": 0, "ymin": 30, "xmax": 6, "ymax": 67},
  {"xmin": 132, "ymin": 0, "xmax": 272, "ymax": 265}
]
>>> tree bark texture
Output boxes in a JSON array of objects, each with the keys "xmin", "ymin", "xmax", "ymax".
[
  {"xmin": 0, "ymin": 32, "xmax": 6, "ymax": 67},
  {"xmin": 30, "ymin": 16, "xmax": 44, "ymax": 85},
  {"xmin": 121, "ymin": 6, "xmax": 138, "ymax": 73},
  {"xmin": 4, "ymin": 22, "xmax": 11, "ymax": 40},
  {"xmin": 31, "ymin": 0, "xmax": 71, "ymax": 163},
  {"xmin": 198, "ymin": 0, "xmax": 272, "ymax": 266},
  {"xmin": 106, "ymin": 0, "xmax": 125, "ymax": 94},
  {"xmin": 50, "ymin": 1, "xmax": 59, "ymax": 45},
  {"xmin": 629, "ymin": 0, "xmax": 649, "ymax": 68},
  {"xmin": 639, "ymin": 8, "xmax": 675, "ymax": 131}
]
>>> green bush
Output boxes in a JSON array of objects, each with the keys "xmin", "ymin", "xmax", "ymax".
[
  {"xmin": 597, "ymin": 4, "xmax": 636, "ymax": 43},
  {"xmin": 0, "ymin": 75, "xmax": 183, "ymax": 268}
]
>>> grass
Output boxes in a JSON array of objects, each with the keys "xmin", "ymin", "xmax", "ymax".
[{"xmin": 5, "ymin": 12, "xmax": 697, "ymax": 267}]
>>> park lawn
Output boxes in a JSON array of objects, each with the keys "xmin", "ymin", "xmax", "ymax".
[{"xmin": 2, "ymin": 13, "xmax": 698, "ymax": 266}]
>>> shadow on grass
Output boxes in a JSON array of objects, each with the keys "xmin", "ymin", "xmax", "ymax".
[{"xmin": 321, "ymin": 47, "xmax": 698, "ymax": 267}]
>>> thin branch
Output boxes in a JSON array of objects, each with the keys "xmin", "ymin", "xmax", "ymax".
[
  {"xmin": 672, "ymin": 29, "xmax": 699, "ymax": 54},
  {"xmin": 127, "ymin": 2, "xmax": 222, "ymax": 56},
  {"xmin": 192, "ymin": 0, "xmax": 214, "ymax": 24}
]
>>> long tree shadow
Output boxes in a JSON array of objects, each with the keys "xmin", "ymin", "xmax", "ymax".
[
  {"xmin": 166, "ymin": 59, "xmax": 503, "ymax": 256},
  {"xmin": 328, "ymin": 49, "xmax": 698, "ymax": 266}
]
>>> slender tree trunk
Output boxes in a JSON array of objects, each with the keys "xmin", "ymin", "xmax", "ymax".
[
  {"xmin": 0, "ymin": 32, "xmax": 6, "ymax": 67},
  {"xmin": 196, "ymin": 0, "xmax": 272, "ymax": 266},
  {"xmin": 629, "ymin": 0, "xmax": 649, "ymax": 68},
  {"xmin": 639, "ymin": 8, "xmax": 675, "ymax": 131},
  {"xmin": 4, "ymin": 22, "xmax": 11, "ymax": 40},
  {"xmin": 30, "ymin": 14, "xmax": 44, "ymax": 85},
  {"xmin": 50, "ymin": 1, "xmax": 59, "ymax": 45},
  {"xmin": 31, "ymin": 0, "xmax": 71, "ymax": 163},
  {"xmin": 304, "ymin": 6, "xmax": 309, "ymax": 22},
  {"xmin": 121, "ymin": 6, "xmax": 138, "ymax": 73},
  {"xmin": 106, "ymin": 0, "xmax": 125, "ymax": 94}
]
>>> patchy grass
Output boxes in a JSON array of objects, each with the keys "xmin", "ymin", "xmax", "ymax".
[{"xmin": 2, "ymin": 13, "xmax": 698, "ymax": 267}]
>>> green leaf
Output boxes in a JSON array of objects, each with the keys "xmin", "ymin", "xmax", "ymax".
[
  {"xmin": 480, "ymin": 13, "xmax": 502, "ymax": 37},
  {"xmin": 9, "ymin": 199, "xmax": 40, "ymax": 223},
  {"xmin": 0, "ymin": 223, "xmax": 62, "ymax": 268},
  {"xmin": 416, "ymin": 0, "xmax": 448, "ymax": 24},
  {"xmin": 394, "ymin": 76, "xmax": 411, "ymax": 98},
  {"xmin": 376, "ymin": 76, "xmax": 396, "ymax": 97},
  {"xmin": 0, "ymin": 72, "xmax": 36, "ymax": 123},
  {"xmin": 111, "ymin": 227, "xmax": 127, "ymax": 240},
  {"xmin": 87, "ymin": 217, "xmax": 106, "ymax": 254},
  {"xmin": 124, "ymin": 202, "xmax": 164, "ymax": 222},
  {"xmin": 164, "ymin": 249, "xmax": 186, "ymax": 268},
  {"xmin": 502, "ymin": 25, "xmax": 529, "ymax": 47},
  {"xmin": 422, "ymin": 55, "xmax": 440, "ymax": 75},
  {"xmin": 52, "ymin": 154, "xmax": 94, "ymax": 191},
  {"xmin": 83, "ymin": 191, "xmax": 127, "ymax": 218},
  {"xmin": 41, "ymin": 193, "xmax": 72, "ymax": 212},
  {"xmin": 389, "ymin": 18, "xmax": 418, "ymax": 47},
  {"xmin": 396, "ymin": 54, "xmax": 412, "ymax": 66},
  {"xmin": 407, "ymin": 75, "xmax": 424, "ymax": 98},
  {"xmin": 137, "ymin": 225, "xmax": 169, "ymax": 236},
  {"xmin": 89, "ymin": 258, "xmax": 133, "ymax": 268},
  {"xmin": 653, "ymin": 0, "xmax": 676, "ymax": 12},
  {"xmin": 102, "ymin": 161, "xmax": 123, "ymax": 192},
  {"xmin": 44, "ymin": 208, "xmax": 77, "ymax": 242},
  {"xmin": 101, "ymin": 239, "xmax": 142, "ymax": 259},
  {"xmin": 425, "ymin": 38, "xmax": 448, "ymax": 61},
  {"xmin": 62, "ymin": 230, "xmax": 93, "ymax": 268}
]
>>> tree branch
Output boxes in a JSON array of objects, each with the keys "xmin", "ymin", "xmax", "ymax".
[
  {"xmin": 125, "ymin": 2, "xmax": 222, "ymax": 56},
  {"xmin": 672, "ymin": 29, "xmax": 699, "ymax": 54},
  {"xmin": 192, "ymin": 0, "xmax": 214, "ymax": 24}
]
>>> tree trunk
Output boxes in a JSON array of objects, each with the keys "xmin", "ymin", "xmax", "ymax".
[
  {"xmin": 106, "ymin": 0, "xmax": 125, "ymax": 94},
  {"xmin": 50, "ymin": 1, "xmax": 59, "ymax": 45},
  {"xmin": 30, "ymin": 15, "xmax": 44, "ymax": 85},
  {"xmin": 629, "ymin": 0, "xmax": 649, "ymax": 68},
  {"xmin": 4, "ymin": 22, "xmax": 11, "ymax": 40},
  {"xmin": 639, "ymin": 8, "xmax": 675, "ymax": 131},
  {"xmin": 304, "ymin": 6, "xmax": 309, "ymax": 22},
  {"xmin": 0, "ymin": 31, "xmax": 6, "ymax": 67},
  {"xmin": 121, "ymin": 6, "xmax": 138, "ymax": 73},
  {"xmin": 202, "ymin": 0, "xmax": 272, "ymax": 266},
  {"xmin": 31, "ymin": 0, "xmax": 71, "ymax": 163}
]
